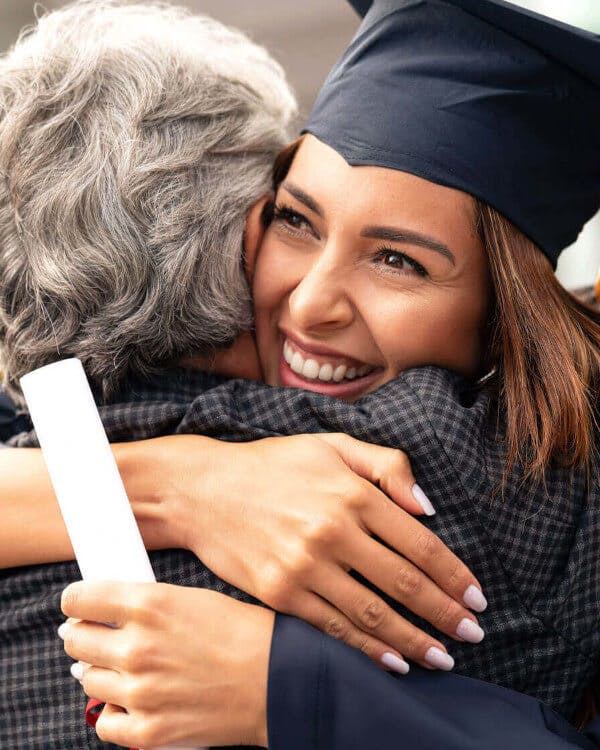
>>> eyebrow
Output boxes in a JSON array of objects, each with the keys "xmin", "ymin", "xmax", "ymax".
[
  {"xmin": 280, "ymin": 180, "xmax": 456, "ymax": 266},
  {"xmin": 280, "ymin": 181, "xmax": 324, "ymax": 218},
  {"xmin": 361, "ymin": 226, "xmax": 456, "ymax": 266}
]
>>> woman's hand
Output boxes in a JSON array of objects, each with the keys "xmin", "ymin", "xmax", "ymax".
[
  {"xmin": 127, "ymin": 433, "xmax": 487, "ymax": 672},
  {"xmin": 60, "ymin": 581, "xmax": 272, "ymax": 749}
]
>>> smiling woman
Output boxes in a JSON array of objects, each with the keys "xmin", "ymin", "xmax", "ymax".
[
  {"xmin": 253, "ymin": 133, "xmax": 600, "ymax": 485},
  {"xmin": 254, "ymin": 135, "xmax": 491, "ymax": 403}
]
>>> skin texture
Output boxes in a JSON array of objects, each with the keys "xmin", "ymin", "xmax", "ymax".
[
  {"xmin": 59, "ymin": 137, "xmax": 495, "ymax": 748},
  {"xmin": 254, "ymin": 135, "xmax": 492, "ymax": 400}
]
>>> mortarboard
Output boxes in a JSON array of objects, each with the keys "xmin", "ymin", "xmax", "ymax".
[{"xmin": 305, "ymin": 0, "xmax": 600, "ymax": 266}]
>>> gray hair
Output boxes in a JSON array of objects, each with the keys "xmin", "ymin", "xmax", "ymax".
[{"xmin": 0, "ymin": 0, "xmax": 296, "ymax": 403}]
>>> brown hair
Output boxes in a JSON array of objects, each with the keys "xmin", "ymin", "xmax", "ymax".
[{"xmin": 271, "ymin": 138, "xmax": 600, "ymax": 487}]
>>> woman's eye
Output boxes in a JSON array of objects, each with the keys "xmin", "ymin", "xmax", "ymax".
[
  {"xmin": 272, "ymin": 205, "xmax": 313, "ymax": 236},
  {"xmin": 375, "ymin": 247, "xmax": 428, "ymax": 277}
]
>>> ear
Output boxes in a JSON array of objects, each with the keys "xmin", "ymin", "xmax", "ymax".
[{"xmin": 243, "ymin": 194, "xmax": 271, "ymax": 283}]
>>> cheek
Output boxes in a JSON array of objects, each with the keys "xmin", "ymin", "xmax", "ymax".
[
  {"xmin": 368, "ymin": 287, "xmax": 488, "ymax": 375},
  {"xmin": 252, "ymin": 240, "xmax": 289, "ymax": 317}
]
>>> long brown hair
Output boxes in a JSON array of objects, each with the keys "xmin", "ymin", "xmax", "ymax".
[
  {"xmin": 476, "ymin": 201, "xmax": 600, "ymax": 487},
  {"xmin": 271, "ymin": 138, "xmax": 600, "ymax": 487}
]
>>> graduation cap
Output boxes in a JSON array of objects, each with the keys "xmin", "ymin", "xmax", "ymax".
[{"xmin": 304, "ymin": 0, "xmax": 600, "ymax": 266}]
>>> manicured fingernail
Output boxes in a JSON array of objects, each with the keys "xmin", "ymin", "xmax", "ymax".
[
  {"xmin": 57, "ymin": 622, "xmax": 69, "ymax": 640},
  {"xmin": 70, "ymin": 662, "xmax": 84, "ymax": 681},
  {"xmin": 456, "ymin": 618, "xmax": 485, "ymax": 643},
  {"xmin": 412, "ymin": 484, "xmax": 435, "ymax": 516},
  {"xmin": 463, "ymin": 584, "xmax": 488, "ymax": 612},
  {"xmin": 381, "ymin": 652, "xmax": 410, "ymax": 675},
  {"xmin": 425, "ymin": 647, "xmax": 455, "ymax": 671}
]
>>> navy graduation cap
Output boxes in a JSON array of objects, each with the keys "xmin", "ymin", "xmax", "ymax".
[{"xmin": 304, "ymin": 0, "xmax": 600, "ymax": 266}]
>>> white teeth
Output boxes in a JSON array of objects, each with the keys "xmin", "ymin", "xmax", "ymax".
[
  {"xmin": 283, "ymin": 338, "xmax": 373, "ymax": 383},
  {"xmin": 302, "ymin": 359, "xmax": 320, "ymax": 380},
  {"xmin": 318, "ymin": 363, "xmax": 333, "ymax": 381},
  {"xmin": 290, "ymin": 352, "xmax": 304, "ymax": 375}
]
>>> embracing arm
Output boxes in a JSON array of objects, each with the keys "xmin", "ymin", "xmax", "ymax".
[
  {"xmin": 0, "ymin": 440, "xmax": 189, "ymax": 568},
  {"xmin": 269, "ymin": 614, "xmax": 600, "ymax": 750},
  {"xmin": 0, "ymin": 447, "xmax": 74, "ymax": 567},
  {"xmin": 59, "ymin": 582, "xmax": 599, "ymax": 750}
]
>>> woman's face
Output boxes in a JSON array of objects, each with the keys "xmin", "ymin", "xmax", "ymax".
[{"xmin": 253, "ymin": 136, "xmax": 492, "ymax": 400}]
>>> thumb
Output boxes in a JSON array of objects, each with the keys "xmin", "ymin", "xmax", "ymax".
[{"xmin": 316, "ymin": 433, "xmax": 435, "ymax": 516}]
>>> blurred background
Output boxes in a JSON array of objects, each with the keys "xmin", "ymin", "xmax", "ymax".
[{"xmin": 0, "ymin": 0, "xmax": 598, "ymax": 292}]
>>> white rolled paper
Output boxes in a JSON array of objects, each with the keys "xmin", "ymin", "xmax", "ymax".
[{"xmin": 21, "ymin": 358, "xmax": 203, "ymax": 750}]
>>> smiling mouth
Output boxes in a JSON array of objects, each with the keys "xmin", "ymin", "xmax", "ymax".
[{"xmin": 282, "ymin": 336, "xmax": 378, "ymax": 384}]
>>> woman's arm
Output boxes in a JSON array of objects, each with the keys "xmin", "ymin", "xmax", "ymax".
[
  {"xmin": 59, "ymin": 581, "xmax": 600, "ymax": 750},
  {"xmin": 1, "ymin": 432, "xmax": 485, "ymax": 669},
  {"xmin": 0, "ymin": 447, "xmax": 74, "ymax": 567},
  {"xmin": 269, "ymin": 615, "xmax": 600, "ymax": 750},
  {"xmin": 0, "ymin": 439, "xmax": 192, "ymax": 568}
]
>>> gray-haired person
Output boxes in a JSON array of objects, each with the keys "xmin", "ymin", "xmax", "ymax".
[
  {"xmin": 0, "ymin": 0, "xmax": 295, "ymax": 400},
  {"xmin": 0, "ymin": 2, "xmax": 296, "ymax": 746}
]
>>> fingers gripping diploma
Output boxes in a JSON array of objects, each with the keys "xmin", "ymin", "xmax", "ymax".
[{"xmin": 60, "ymin": 581, "xmax": 274, "ymax": 749}]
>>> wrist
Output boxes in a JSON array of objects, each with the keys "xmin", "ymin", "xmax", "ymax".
[{"xmin": 113, "ymin": 438, "xmax": 189, "ymax": 551}]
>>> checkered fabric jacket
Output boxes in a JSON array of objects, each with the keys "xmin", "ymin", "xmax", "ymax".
[{"xmin": 2, "ymin": 366, "xmax": 599, "ymax": 748}]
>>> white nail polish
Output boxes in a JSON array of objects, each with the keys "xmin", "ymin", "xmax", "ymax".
[
  {"xmin": 456, "ymin": 618, "xmax": 485, "ymax": 643},
  {"xmin": 425, "ymin": 647, "xmax": 455, "ymax": 671},
  {"xmin": 412, "ymin": 484, "xmax": 436, "ymax": 515},
  {"xmin": 381, "ymin": 652, "xmax": 410, "ymax": 675},
  {"xmin": 463, "ymin": 584, "xmax": 488, "ymax": 612},
  {"xmin": 70, "ymin": 662, "xmax": 84, "ymax": 681},
  {"xmin": 57, "ymin": 622, "xmax": 69, "ymax": 640}
]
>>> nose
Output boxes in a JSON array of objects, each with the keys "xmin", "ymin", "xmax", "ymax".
[{"xmin": 287, "ymin": 250, "xmax": 354, "ymax": 334}]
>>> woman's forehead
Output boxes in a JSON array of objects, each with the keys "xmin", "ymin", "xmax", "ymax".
[{"xmin": 287, "ymin": 135, "xmax": 477, "ymax": 239}]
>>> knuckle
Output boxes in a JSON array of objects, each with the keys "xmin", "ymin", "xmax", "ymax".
[
  {"xmin": 120, "ymin": 640, "xmax": 152, "ymax": 673},
  {"xmin": 431, "ymin": 599, "xmax": 459, "ymax": 629},
  {"xmin": 304, "ymin": 513, "xmax": 345, "ymax": 547},
  {"xmin": 392, "ymin": 566, "xmax": 423, "ymax": 599},
  {"xmin": 446, "ymin": 563, "xmax": 470, "ymax": 593},
  {"xmin": 81, "ymin": 672, "xmax": 94, "ymax": 698},
  {"xmin": 123, "ymin": 677, "xmax": 155, "ymax": 713},
  {"xmin": 61, "ymin": 587, "xmax": 80, "ymax": 616},
  {"xmin": 401, "ymin": 633, "xmax": 428, "ymax": 659},
  {"xmin": 124, "ymin": 680, "xmax": 146, "ymax": 709},
  {"xmin": 390, "ymin": 450, "xmax": 410, "ymax": 473},
  {"xmin": 136, "ymin": 717, "xmax": 163, "ymax": 749},
  {"xmin": 356, "ymin": 634, "xmax": 371, "ymax": 655},
  {"xmin": 62, "ymin": 630, "xmax": 78, "ymax": 657},
  {"xmin": 129, "ymin": 588, "xmax": 156, "ymax": 622},
  {"xmin": 323, "ymin": 616, "xmax": 348, "ymax": 641},
  {"xmin": 414, "ymin": 531, "xmax": 442, "ymax": 563},
  {"xmin": 356, "ymin": 599, "xmax": 388, "ymax": 632},
  {"xmin": 259, "ymin": 565, "xmax": 294, "ymax": 610},
  {"xmin": 285, "ymin": 544, "xmax": 315, "ymax": 581},
  {"xmin": 344, "ymin": 479, "xmax": 369, "ymax": 512},
  {"xmin": 95, "ymin": 718, "xmax": 111, "ymax": 743}
]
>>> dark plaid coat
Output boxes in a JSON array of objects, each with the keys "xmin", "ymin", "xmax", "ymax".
[{"xmin": 2, "ymin": 365, "xmax": 599, "ymax": 748}]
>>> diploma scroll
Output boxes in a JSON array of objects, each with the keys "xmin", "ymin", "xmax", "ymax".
[{"xmin": 21, "ymin": 358, "xmax": 204, "ymax": 750}]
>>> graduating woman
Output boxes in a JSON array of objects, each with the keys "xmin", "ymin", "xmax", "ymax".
[{"xmin": 1, "ymin": 0, "xmax": 599, "ymax": 748}]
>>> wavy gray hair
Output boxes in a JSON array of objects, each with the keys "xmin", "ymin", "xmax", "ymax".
[{"xmin": 0, "ymin": 0, "xmax": 296, "ymax": 403}]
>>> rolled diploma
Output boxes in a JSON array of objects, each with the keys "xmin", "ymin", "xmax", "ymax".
[{"xmin": 21, "ymin": 358, "xmax": 203, "ymax": 750}]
